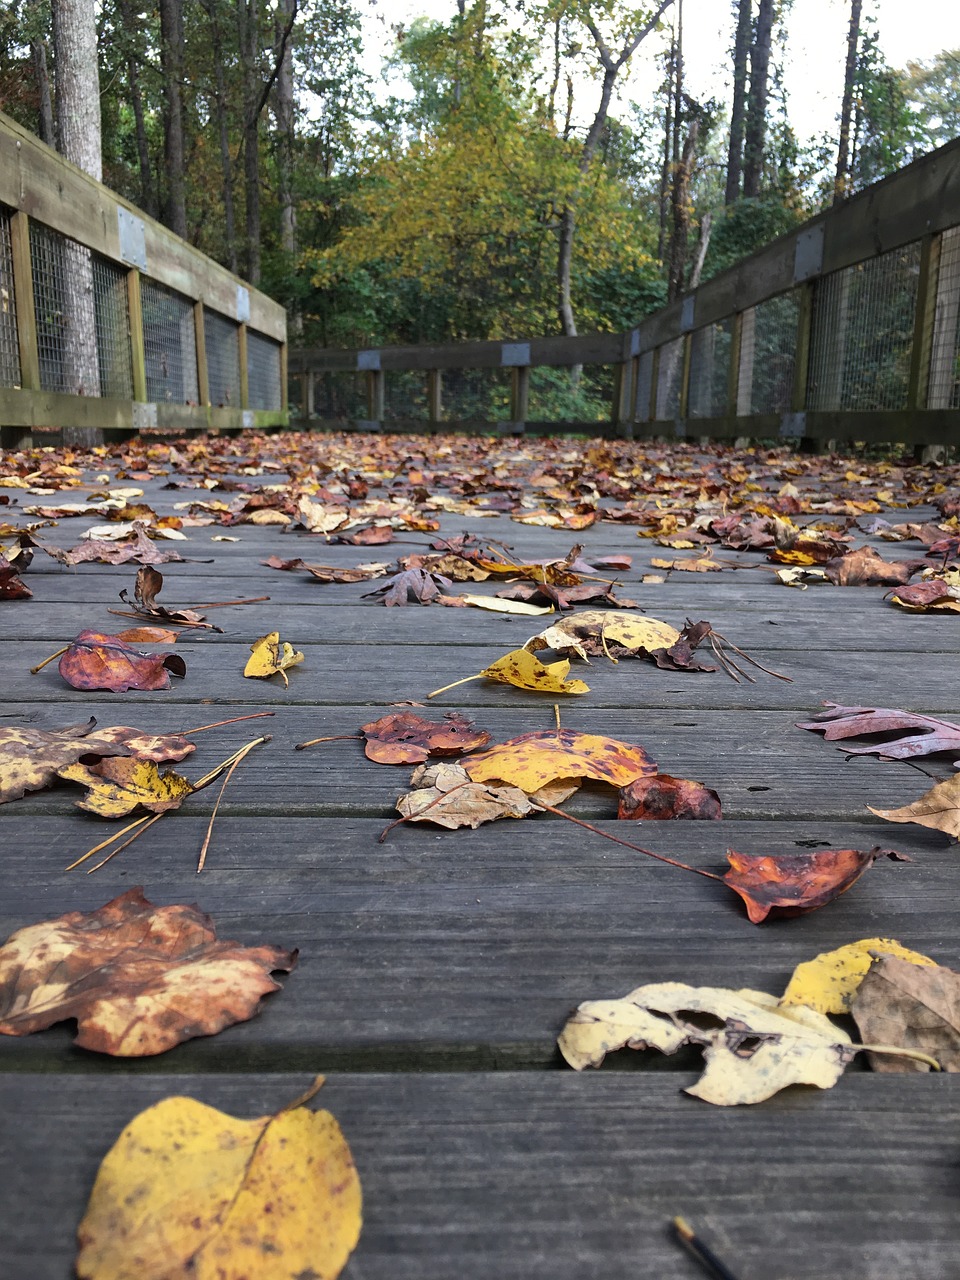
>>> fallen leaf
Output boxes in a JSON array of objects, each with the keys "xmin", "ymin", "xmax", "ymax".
[
  {"xmin": 852, "ymin": 954, "xmax": 960, "ymax": 1072},
  {"xmin": 868, "ymin": 774, "xmax": 960, "ymax": 840},
  {"xmin": 0, "ymin": 887, "xmax": 296, "ymax": 1055},
  {"xmin": 430, "ymin": 648, "xmax": 590, "ymax": 699},
  {"xmin": 57, "ymin": 757, "xmax": 195, "ymax": 818},
  {"xmin": 825, "ymin": 545, "xmax": 920, "ymax": 586},
  {"xmin": 452, "ymin": 594, "xmax": 555, "ymax": 616},
  {"xmin": 558, "ymin": 981, "xmax": 856, "ymax": 1105},
  {"xmin": 0, "ymin": 719, "xmax": 139, "ymax": 804},
  {"xmin": 396, "ymin": 761, "xmax": 537, "ymax": 829},
  {"xmin": 465, "ymin": 727, "xmax": 656, "ymax": 792},
  {"xmin": 0, "ymin": 558, "xmax": 32, "ymax": 599},
  {"xmin": 618, "ymin": 774, "xmax": 722, "ymax": 820},
  {"xmin": 363, "ymin": 566, "xmax": 453, "ymax": 606},
  {"xmin": 775, "ymin": 567, "xmax": 830, "ymax": 588},
  {"xmin": 723, "ymin": 847, "xmax": 906, "ymax": 924},
  {"xmin": 47, "ymin": 521, "xmax": 189, "ymax": 566},
  {"xmin": 116, "ymin": 566, "xmax": 222, "ymax": 630},
  {"xmin": 58, "ymin": 630, "xmax": 186, "ymax": 692},
  {"xmin": 650, "ymin": 554, "xmax": 727, "ymax": 572},
  {"xmin": 362, "ymin": 711, "xmax": 490, "ymax": 763},
  {"xmin": 525, "ymin": 610, "xmax": 680, "ymax": 661},
  {"xmin": 244, "ymin": 632, "xmax": 305, "ymax": 686},
  {"xmin": 781, "ymin": 938, "xmax": 935, "ymax": 1013},
  {"xmin": 76, "ymin": 1082, "xmax": 361, "ymax": 1280},
  {"xmin": 888, "ymin": 580, "xmax": 960, "ymax": 612},
  {"xmin": 798, "ymin": 702, "xmax": 960, "ymax": 765}
]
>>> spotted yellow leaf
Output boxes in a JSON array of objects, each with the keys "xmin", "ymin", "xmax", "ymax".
[
  {"xmin": 428, "ymin": 647, "xmax": 589, "ymax": 699},
  {"xmin": 781, "ymin": 938, "xmax": 936, "ymax": 1014}
]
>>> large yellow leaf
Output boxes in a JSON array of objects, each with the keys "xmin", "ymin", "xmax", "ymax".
[
  {"xmin": 781, "ymin": 938, "xmax": 936, "ymax": 1013},
  {"xmin": 525, "ymin": 610, "xmax": 680, "ymax": 662},
  {"xmin": 76, "ymin": 1082, "xmax": 361, "ymax": 1280},
  {"xmin": 58, "ymin": 758, "xmax": 193, "ymax": 818},
  {"xmin": 868, "ymin": 774, "xmax": 960, "ymax": 840},
  {"xmin": 428, "ymin": 648, "xmax": 589, "ymax": 699},
  {"xmin": 244, "ymin": 632, "xmax": 305, "ymax": 686},
  {"xmin": 464, "ymin": 727, "xmax": 656, "ymax": 792}
]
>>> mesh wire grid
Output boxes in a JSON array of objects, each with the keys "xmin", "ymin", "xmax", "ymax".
[
  {"xmin": 204, "ymin": 308, "xmax": 241, "ymax": 407},
  {"xmin": 929, "ymin": 226, "xmax": 960, "ymax": 410},
  {"xmin": 311, "ymin": 371, "xmax": 367, "ymax": 418},
  {"xmin": 633, "ymin": 350, "xmax": 654, "ymax": 421},
  {"xmin": 687, "ymin": 321, "xmax": 732, "ymax": 418},
  {"xmin": 0, "ymin": 206, "xmax": 20, "ymax": 388},
  {"xmin": 655, "ymin": 336, "xmax": 685, "ymax": 419},
  {"xmin": 141, "ymin": 279, "xmax": 199, "ymax": 404},
  {"xmin": 807, "ymin": 242, "xmax": 921, "ymax": 412},
  {"xmin": 527, "ymin": 364, "xmax": 613, "ymax": 422},
  {"xmin": 92, "ymin": 255, "xmax": 133, "ymax": 399},
  {"xmin": 738, "ymin": 291, "xmax": 800, "ymax": 415},
  {"xmin": 383, "ymin": 370, "xmax": 428, "ymax": 421},
  {"xmin": 31, "ymin": 221, "xmax": 101, "ymax": 396},
  {"xmin": 442, "ymin": 367, "xmax": 512, "ymax": 421},
  {"xmin": 246, "ymin": 330, "xmax": 282, "ymax": 411}
]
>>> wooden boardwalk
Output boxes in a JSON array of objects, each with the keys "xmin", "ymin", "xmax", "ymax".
[{"xmin": 1, "ymin": 432, "xmax": 959, "ymax": 1279}]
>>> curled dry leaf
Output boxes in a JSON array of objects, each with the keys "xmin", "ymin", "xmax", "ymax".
[
  {"xmin": 723, "ymin": 846, "xmax": 907, "ymax": 924},
  {"xmin": 58, "ymin": 757, "xmax": 194, "ymax": 818},
  {"xmin": 361, "ymin": 710, "xmax": 490, "ymax": 764},
  {"xmin": 525, "ymin": 610, "xmax": 681, "ymax": 661},
  {"xmin": 781, "ymin": 938, "xmax": 935, "ymax": 1014},
  {"xmin": 396, "ymin": 762, "xmax": 537, "ymax": 830},
  {"xmin": 117, "ymin": 566, "xmax": 222, "ymax": 630},
  {"xmin": 445, "ymin": 593, "xmax": 555, "ymax": 616},
  {"xmin": 798, "ymin": 702, "xmax": 960, "ymax": 765},
  {"xmin": 47, "ymin": 521, "xmax": 189, "ymax": 566},
  {"xmin": 888, "ymin": 580, "xmax": 960, "ymax": 612},
  {"xmin": 825, "ymin": 545, "xmax": 921, "ymax": 586},
  {"xmin": 0, "ymin": 558, "xmax": 31, "ymax": 599},
  {"xmin": 465, "ymin": 727, "xmax": 656, "ymax": 793},
  {"xmin": 363, "ymin": 566, "xmax": 453, "ymax": 606},
  {"xmin": 0, "ymin": 719, "xmax": 132, "ymax": 804},
  {"xmin": 558, "ymin": 981, "xmax": 856, "ymax": 1105},
  {"xmin": 244, "ymin": 632, "xmax": 305, "ymax": 686},
  {"xmin": 618, "ymin": 774, "xmax": 722, "ymax": 821},
  {"xmin": 0, "ymin": 887, "xmax": 296, "ymax": 1055},
  {"xmin": 852, "ymin": 954, "xmax": 960, "ymax": 1072},
  {"xmin": 59, "ymin": 630, "xmax": 186, "ymax": 692},
  {"xmin": 76, "ymin": 1084, "xmax": 361, "ymax": 1280},
  {"xmin": 868, "ymin": 774, "xmax": 960, "ymax": 840}
]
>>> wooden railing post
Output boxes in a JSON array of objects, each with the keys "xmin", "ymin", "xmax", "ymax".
[
  {"xmin": 238, "ymin": 323, "xmax": 249, "ymax": 410},
  {"xmin": 908, "ymin": 232, "xmax": 941, "ymax": 413},
  {"xmin": 280, "ymin": 343, "xmax": 289, "ymax": 413},
  {"xmin": 611, "ymin": 360, "xmax": 633, "ymax": 436},
  {"xmin": 126, "ymin": 268, "xmax": 147, "ymax": 402},
  {"xmin": 194, "ymin": 303, "xmax": 210, "ymax": 407},
  {"xmin": 678, "ymin": 333, "xmax": 692, "ymax": 422},
  {"xmin": 648, "ymin": 347, "xmax": 661, "ymax": 422},
  {"xmin": 367, "ymin": 369, "xmax": 385, "ymax": 421},
  {"xmin": 792, "ymin": 281, "xmax": 816, "ymax": 451},
  {"xmin": 427, "ymin": 369, "xmax": 442, "ymax": 424},
  {"xmin": 510, "ymin": 366, "xmax": 529, "ymax": 425},
  {"xmin": 10, "ymin": 211, "xmax": 40, "ymax": 392}
]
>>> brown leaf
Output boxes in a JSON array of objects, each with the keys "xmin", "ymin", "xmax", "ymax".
[
  {"xmin": 825, "ymin": 545, "xmax": 921, "ymax": 586},
  {"xmin": 887, "ymin": 580, "xmax": 960, "ymax": 612},
  {"xmin": 0, "ymin": 719, "xmax": 134, "ymax": 804},
  {"xmin": 797, "ymin": 702, "xmax": 960, "ymax": 764},
  {"xmin": 334, "ymin": 523, "xmax": 395, "ymax": 545},
  {"xmin": 618, "ymin": 774, "xmax": 722, "ymax": 820},
  {"xmin": 852, "ymin": 954, "xmax": 960, "ymax": 1072},
  {"xmin": 361, "ymin": 711, "xmax": 490, "ymax": 764},
  {"xmin": 117, "ymin": 567, "xmax": 222, "ymax": 630},
  {"xmin": 0, "ymin": 558, "xmax": 31, "ymax": 599},
  {"xmin": 396, "ymin": 762, "xmax": 537, "ymax": 829},
  {"xmin": 59, "ymin": 630, "xmax": 186, "ymax": 692},
  {"xmin": 362, "ymin": 567, "xmax": 453, "ymax": 606},
  {"xmin": 0, "ymin": 887, "xmax": 296, "ymax": 1055},
  {"xmin": 868, "ymin": 774, "xmax": 960, "ymax": 840},
  {"xmin": 46, "ymin": 521, "xmax": 190, "ymax": 566},
  {"xmin": 724, "ymin": 847, "xmax": 906, "ymax": 924}
]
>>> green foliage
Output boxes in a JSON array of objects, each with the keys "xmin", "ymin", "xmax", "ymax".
[{"xmin": 702, "ymin": 197, "xmax": 804, "ymax": 281}]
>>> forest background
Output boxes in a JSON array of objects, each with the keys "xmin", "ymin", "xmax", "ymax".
[{"xmin": 2, "ymin": 0, "xmax": 959, "ymax": 357}]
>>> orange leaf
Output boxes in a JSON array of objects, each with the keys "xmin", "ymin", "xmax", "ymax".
[{"xmin": 723, "ymin": 847, "xmax": 907, "ymax": 924}]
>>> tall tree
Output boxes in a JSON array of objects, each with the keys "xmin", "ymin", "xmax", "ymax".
[
  {"xmin": 159, "ymin": 0, "xmax": 187, "ymax": 235},
  {"xmin": 741, "ymin": 0, "xmax": 772, "ymax": 197},
  {"xmin": 833, "ymin": 0, "xmax": 862, "ymax": 204},
  {"xmin": 52, "ymin": 0, "xmax": 101, "ymax": 179},
  {"xmin": 724, "ymin": 0, "xmax": 751, "ymax": 204}
]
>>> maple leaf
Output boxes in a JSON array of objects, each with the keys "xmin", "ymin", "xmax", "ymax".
[
  {"xmin": 361, "ymin": 711, "xmax": 490, "ymax": 764},
  {"xmin": 618, "ymin": 774, "xmax": 722, "ymax": 820},
  {"xmin": 464, "ymin": 727, "xmax": 656, "ymax": 792},
  {"xmin": 244, "ymin": 632, "xmax": 305, "ymax": 686},
  {"xmin": 0, "ymin": 719, "xmax": 136, "ymax": 804},
  {"xmin": 116, "ymin": 566, "xmax": 222, "ymax": 630},
  {"xmin": 0, "ymin": 887, "xmax": 296, "ymax": 1055},
  {"xmin": 363, "ymin": 566, "xmax": 453, "ymax": 606},
  {"xmin": 723, "ymin": 847, "xmax": 907, "ymax": 924},
  {"xmin": 58, "ymin": 630, "xmax": 186, "ymax": 692},
  {"xmin": 76, "ymin": 1080, "xmax": 361, "ymax": 1280},
  {"xmin": 395, "ymin": 762, "xmax": 537, "ymax": 829},
  {"xmin": 797, "ymin": 702, "xmax": 960, "ymax": 765},
  {"xmin": 58, "ymin": 757, "xmax": 195, "ymax": 818},
  {"xmin": 869, "ymin": 774, "xmax": 960, "ymax": 840},
  {"xmin": 852, "ymin": 954, "xmax": 960, "ymax": 1072},
  {"xmin": 525, "ymin": 610, "xmax": 681, "ymax": 661},
  {"xmin": 0, "ymin": 557, "xmax": 31, "ymax": 599},
  {"xmin": 46, "ymin": 520, "xmax": 190, "ymax": 566}
]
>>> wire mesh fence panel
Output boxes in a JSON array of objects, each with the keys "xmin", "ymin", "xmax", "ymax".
[
  {"xmin": 634, "ymin": 350, "xmax": 654, "ymax": 422},
  {"xmin": 246, "ymin": 330, "xmax": 282, "ymax": 410},
  {"xmin": 0, "ymin": 206, "xmax": 20, "ymax": 389},
  {"xmin": 527, "ymin": 364, "xmax": 613, "ymax": 422},
  {"xmin": 312, "ymin": 371, "xmax": 367, "ymax": 418},
  {"xmin": 141, "ymin": 279, "xmax": 199, "ymax": 404},
  {"xmin": 929, "ymin": 226, "xmax": 960, "ymax": 410},
  {"xmin": 442, "ymin": 368, "xmax": 512, "ymax": 421},
  {"xmin": 807, "ymin": 243, "xmax": 921, "ymax": 412},
  {"xmin": 30, "ymin": 221, "xmax": 102, "ymax": 396},
  {"xmin": 738, "ymin": 291, "xmax": 799, "ymax": 415},
  {"xmin": 204, "ymin": 308, "xmax": 241, "ymax": 407},
  {"xmin": 655, "ymin": 336, "xmax": 685, "ymax": 419},
  {"xmin": 91, "ymin": 255, "xmax": 133, "ymax": 400},
  {"xmin": 688, "ymin": 321, "xmax": 732, "ymax": 418},
  {"xmin": 384, "ymin": 370, "xmax": 428, "ymax": 420}
]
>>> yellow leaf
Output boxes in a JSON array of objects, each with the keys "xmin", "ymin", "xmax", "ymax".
[
  {"xmin": 428, "ymin": 648, "xmax": 589, "ymax": 699},
  {"xmin": 76, "ymin": 1083, "xmax": 361, "ymax": 1280},
  {"xmin": 458, "ymin": 595, "xmax": 555, "ymax": 616},
  {"xmin": 244, "ymin": 632, "xmax": 305, "ymax": 687},
  {"xmin": 781, "ymin": 938, "xmax": 936, "ymax": 1013},
  {"xmin": 58, "ymin": 758, "xmax": 194, "ymax": 818},
  {"xmin": 525, "ymin": 610, "xmax": 680, "ymax": 661},
  {"xmin": 464, "ymin": 727, "xmax": 655, "ymax": 792},
  {"xmin": 868, "ymin": 774, "xmax": 960, "ymax": 840}
]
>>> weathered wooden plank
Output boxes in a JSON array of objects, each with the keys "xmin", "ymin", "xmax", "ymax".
[{"xmin": 2, "ymin": 1073, "xmax": 959, "ymax": 1280}]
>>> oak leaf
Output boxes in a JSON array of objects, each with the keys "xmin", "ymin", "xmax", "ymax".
[
  {"xmin": 852, "ymin": 954, "xmax": 960, "ymax": 1072},
  {"xmin": 465, "ymin": 727, "xmax": 656, "ymax": 792},
  {"xmin": 723, "ymin": 846, "xmax": 906, "ymax": 924},
  {"xmin": 244, "ymin": 632, "xmax": 305, "ymax": 686},
  {"xmin": 59, "ymin": 630, "xmax": 186, "ymax": 691},
  {"xmin": 798, "ymin": 702, "xmax": 960, "ymax": 765},
  {"xmin": 0, "ymin": 887, "xmax": 296, "ymax": 1055},
  {"xmin": 781, "ymin": 938, "xmax": 935, "ymax": 1014},
  {"xmin": 868, "ymin": 774, "xmax": 960, "ymax": 840},
  {"xmin": 58, "ymin": 757, "xmax": 194, "ymax": 818},
  {"xmin": 396, "ymin": 762, "xmax": 537, "ymax": 829},
  {"xmin": 558, "ymin": 981, "xmax": 856, "ymax": 1105},
  {"xmin": 362, "ymin": 711, "xmax": 490, "ymax": 764},
  {"xmin": 618, "ymin": 774, "xmax": 722, "ymax": 820}
]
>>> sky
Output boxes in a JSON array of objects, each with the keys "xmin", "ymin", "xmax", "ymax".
[{"xmin": 357, "ymin": 0, "xmax": 960, "ymax": 144}]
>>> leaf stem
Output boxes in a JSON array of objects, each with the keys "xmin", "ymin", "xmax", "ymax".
[
  {"xmin": 30, "ymin": 646, "xmax": 69, "ymax": 674},
  {"xmin": 427, "ymin": 673, "xmax": 484, "ymax": 699},
  {"xmin": 857, "ymin": 1043, "xmax": 942, "ymax": 1071},
  {"xmin": 181, "ymin": 712, "xmax": 276, "ymax": 734},
  {"xmin": 192, "ymin": 734, "xmax": 271, "ymax": 790},
  {"xmin": 294, "ymin": 734, "xmax": 363, "ymax": 751},
  {"xmin": 65, "ymin": 815, "xmax": 152, "ymax": 871}
]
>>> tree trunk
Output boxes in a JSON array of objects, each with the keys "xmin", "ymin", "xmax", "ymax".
[
  {"xmin": 31, "ymin": 38, "xmax": 55, "ymax": 146},
  {"xmin": 834, "ymin": 0, "xmax": 863, "ymax": 204},
  {"xmin": 687, "ymin": 210, "xmax": 713, "ymax": 290},
  {"xmin": 159, "ymin": 0, "xmax": 187, "ymax": 237},
  {"xmin": 657, "ymin": 38, "xmax": 675, "ymax": 263},
  {"xmin": 668, "ymin": 114, "xmax": 699, "ymax": 301},
  {"xmin": 275, "ymin": 0, "xmax": 296, "ymax": 258},
  {"xmin": 117, "ymin": 0, "xmax": 156, "ymax": 217},
  {"xmin": 742, "ymin": 0, "xmax": 773, "ymax": 197},
  {"xmin": 724, "ymin": 0, "xmax": 751, "ymax": 204},
  {"xmin": 238, "ymin": 0, "xmax": 262, "ymax": 283},
  {"xmin": 199, "ymin": 0, "xmax": 238, "ymax": 272}
]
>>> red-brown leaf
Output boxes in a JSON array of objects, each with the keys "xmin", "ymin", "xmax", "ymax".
[
  {"xmin": 361, "ymin": 711, "xmax": 491, "ymax": 764},
  {"xmin": 723, "ymin": 846, "xmax": 907, "ymax": 924},
  {"xmin": 59, "ymin": 630, "xmax": 186, "ymax": 692},
  {"xmin": 618, "ymin": 774, "xmax": 722, "ymax": 820}
]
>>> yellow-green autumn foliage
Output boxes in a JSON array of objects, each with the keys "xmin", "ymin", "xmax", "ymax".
[{"xmin": 306, "ymin": 11, "xmax": 657, "ymax": 340}]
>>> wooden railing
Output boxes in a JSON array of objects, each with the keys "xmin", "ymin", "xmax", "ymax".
[
  {"xmin": 0, "ymin": 110, "xmax": 287, "ymax": 446},
  {"xmin": 290, "ymin": 136, "xmax": 960, "ymax": 448}
]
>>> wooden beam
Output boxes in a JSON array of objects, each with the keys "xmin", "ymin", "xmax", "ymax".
[
  {"xmin": 510, "ymin": 366, "xmax": 529, "ymax": 423},
  {"xmin": 238, "ymin": 323, "xmax": 249, "ymax": 410},
  {"xmin": 907, "ymin": 233, "xmax": 941, "ymax": 411},
  {"xmin": 280, "ymin": 342, "xmax": 289, "ymax": 412},
  {"xmin": 366, "ymin": 369, "xmax": 384, "ymax": 421},
  {"xmin": 791, "ymin": 282, "xmax": 814, "ymax": 412},
  {"xmin": 427, "ymin": 369, "xmax": 442, "ymax": 422},
  {"xmin": 9, "ymin": 211, "xmax": 40, "ymax": 392},
  {"xmin": 194, "ymin": 303, "xmax": 210, "ymax": 406},
  {"xmin": 126, "ymin": 268, "xmax": 147, "ymax": 402}
]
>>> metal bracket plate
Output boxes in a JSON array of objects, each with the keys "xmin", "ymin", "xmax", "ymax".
[
  {"xmin": 117, "ymin": 208, "xmax": 147, "ymax": 271},
  {"xmin": 236, "ymin": 285, "xmax": 251, "ymax": 323},
  {"xmin": 793, "ymin": 225, "xmax": 824, "ymax": 283},
  {"xmin": 501, "ymin": 342, "xmax": 531, "ymax": 367},
  {"xmin": 357, "ymin": 350, "xmax": 381, "ymax": 371}
]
